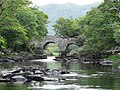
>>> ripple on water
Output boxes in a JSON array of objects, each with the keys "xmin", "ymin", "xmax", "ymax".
[{"xmin": 28, "ymin": 84, "xmax": 109, "ymax": 90}]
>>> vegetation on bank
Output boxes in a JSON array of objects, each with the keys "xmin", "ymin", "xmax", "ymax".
[
  {"xmin": 0, "ymin": 0, "xmax": 48, "ymax": 55},
  {"xmin": 107, "ymin": 55, "xmax": 120, "ymax": 61},
  {"xmin": 53, "ymin": 0, "xmax": 120, "ymax": 60},
  {"xmin": 0, "ymin": 0, "xmax": 120, "ymax": 62}
]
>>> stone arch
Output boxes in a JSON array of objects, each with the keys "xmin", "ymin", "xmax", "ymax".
[
  {"xmin": 65, "ymin": 43, "xmax": 79, "ymax": 50},
  {"xmin": 32, "ymin": 36, "xmax": 82, "ymax": 57},
  {"xmin": 43, "ymin": 41, "xmax": 56, "ymax": 50},
  {"xmin": 42, "ymin": 41, "xmax": 61, "ymax": 56},
  {"xmin": 65, "ymin": 43, "xmax": 79, "ymax": 56}
]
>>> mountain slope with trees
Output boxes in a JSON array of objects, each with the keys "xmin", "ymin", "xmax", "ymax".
[
  {"xmin": 53, "ymin": 0, "xmax": 120, "ymax": 59},
  {"xmin": 40, "ymin": 2, "xmax": 101, "ymax": 35}
]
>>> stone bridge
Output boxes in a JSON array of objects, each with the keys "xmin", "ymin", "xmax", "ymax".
[
  {"xmin": 40, "ymin": 36, "xmax": 77, "ymax": 51},
  {"xmin": 30, "ymin": 36, "xmax": 79, "ymax": 57}
]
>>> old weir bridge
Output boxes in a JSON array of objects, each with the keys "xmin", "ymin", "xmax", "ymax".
[{"xmin": 30, "ymin": 36, "xmax": 81, "ymax": 58}]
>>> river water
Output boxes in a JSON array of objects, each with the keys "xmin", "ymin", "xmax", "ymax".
[{"xmin": 1, "ymin": 56, "xmax": 120, "ymax": 90}]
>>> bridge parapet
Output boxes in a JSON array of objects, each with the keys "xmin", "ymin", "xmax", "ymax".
[{"xmin": 31, "ymin": 36, "xmax": 78, "ymax": 52}]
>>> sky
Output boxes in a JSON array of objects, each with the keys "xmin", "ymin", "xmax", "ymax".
[{"xmin": 30, "ymin": 0, "xmax": 104, "ymax": 6}]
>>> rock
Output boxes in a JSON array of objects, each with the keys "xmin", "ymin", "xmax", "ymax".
[
  {"xmin": 34, "ymin": 70, "xmax": 43, "ymax": 75},
  {"xmin": 60, "ymin": 70, "xmax": 70, "ymax": 74},
  {"xmin": 0, "ymin": 58, "xmax": 15, "ymax": 63},
  {"xmin": 11, "ymin": 75, "xmax": 27, "ymax": 82},
  {"xmin": 100, "ymin": 60, "xmax": 113, "ymax": 66},
  {"xmin": 0, "ymin": 78, "xmax": 11, "ymax": 83},
  {"xmin": 51, "ymin": 69, "xmax": 60, "ymax": 75},
  {"xmin": 33, "ymin": 54, "xmax": 47, "ymax": 59},
  {"xmin": 25, "ymin": 75, "xmax": 44, "ymax": 82},
  {"xmin": 43, "ymin": 77, "xmax": 58, "ymax": 81},
  {"xmin": 11, "ymin": 69, "xmax": 22, "ymax": 74}
]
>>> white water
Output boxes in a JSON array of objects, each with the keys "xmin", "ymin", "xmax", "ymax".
[
  {"xmin": 28, "ymin": 84, "xmax": 105, "ymax": 90},
  {"xmin": 31, "ymin": 56, "xmax": 56, "ymax": 62}
]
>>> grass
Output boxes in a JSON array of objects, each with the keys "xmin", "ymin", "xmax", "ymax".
[{"xmin": 106, "ymin": 55, "xmax": 120, "ymax": 61}]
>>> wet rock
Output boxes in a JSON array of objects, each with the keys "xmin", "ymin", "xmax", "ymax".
[
  {"xmin": 33, "ymin": 54, "xmax": 47, "ymax": 59},
  {"xmin": 43, "ymin": 77, "xmax": 58, "ymax": 81},
  {"xmin": 51, "ymin": 69, "xmax": 70, "ymax": 75},
  {"xmin": 34, "ymin": 70, "xmax": 43, "ymax": 75},
  {"xmin": 25, "ymin": 75, "xmax": 44, "ymax": 82},
  {"xmin": 0, "ymin": 78, "xmax": 11, "ymax": 83},
  {"xmin": 0, "ymin": 58, "xmax": 15, "ymax": 63},
  {"xmin": 100, "ymin": 60, "xmax": 113, "ymax": 66},
  {"xmin": 11, "ymin": 69, "xmax": 22, "ymax": 74},
  {"xmin": 60, "ymin": 70, "xmax": 70, "ymax": 74},
  {"xmin": 54, "ymin": 57, "xmax": 63, "ymax": 62},
  {"xmin": 11, "ymin": 75, "xmax": 27, "ymax": 82},
  {"xmin": 2, "ymin": 73, "xmax": 13, "ymax": 79},
  {"xmin": 51, "ymin": 69, "xmax": 60, "ymax": 75}
]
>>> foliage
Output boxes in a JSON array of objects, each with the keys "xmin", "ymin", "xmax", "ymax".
[
  {"xmin": 0, "ymin": 17, "xmax": 28, "ymax": 50},
  {"xmin": 76, "ymin": 0, "xmax": 120, "ymax": 57},
  {"xmin": 0, "ymin": 0, "xmax": 48, "ymax": 52},
  {"xmin": 53, "ymin": 17, "xmax": 79, "ymax": 37},
  {"xmin": 32, "ymin": 8, "xmax": 48, "ymax": 39},
  {"xmin": 16, "ymin": 7, "xmax": 48, "ymax": 40},
  {"xmin": 0, "ymin": 36, "xmax": 6, "ymax": 49},
  {"xmin": 107, "ymin": 55, "xmax": 120, "ymax": 61}
]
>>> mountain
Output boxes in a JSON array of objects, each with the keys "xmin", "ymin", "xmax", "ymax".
[{"xmin": 40, "ymin": 2, "xmax": 102, "ymax": 35}]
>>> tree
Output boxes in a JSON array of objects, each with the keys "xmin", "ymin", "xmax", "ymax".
[
  {"xmin": 53, "ymin": 17, "xmax": 79, "ymax": 37},
  {"xmin": 0, "ymin": 17, "xmax": 28, "ymax": 50},
  {"xmin": 0, "ymin": 0, "xmax": 29, "ymax": 51},
  {"xmin": 31, "ymin": 8, "xmax": 48, "ymax": 39},
  {"xmin": 16, "ymin": 7, "xmax": 48, "ymax": 40},
  {"xmin": 76, "ymin": 0, "xmax": 120, "ymax": 57},
  {"xmin": 0, "ymin": 0, "xmax": 48, "ymax": 52}
]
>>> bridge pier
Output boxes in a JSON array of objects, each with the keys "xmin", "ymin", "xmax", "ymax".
[{"xmin": 60, "ymin": 51, "xmax": 66, "ymax": 58}]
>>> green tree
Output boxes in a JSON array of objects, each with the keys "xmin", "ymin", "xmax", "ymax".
[
  {"xmin": 53, "ymin": 17, "xmax": 79, "ymax": 37},
  {"xmin": 77, "ymin": 0, "xmax": 120, "ymax": 56},
  {"xmin": 16, "ymin": 7, "xmax": 48, "ymax": 40},
  {"xmin": 0, "ymin": 0, "xmax": 29, "ymax": 51},
  {"xmin": 0, "ymin": 0, "xmax": 48, "ymax": 52},
  {"xmin": 31, "ymin": 8, "xmax": 48, "ymax": 39}
]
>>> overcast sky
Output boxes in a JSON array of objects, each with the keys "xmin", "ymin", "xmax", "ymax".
[{"xmin": 30, "ymin": 0, "xmax": 104, "ymax": 6}]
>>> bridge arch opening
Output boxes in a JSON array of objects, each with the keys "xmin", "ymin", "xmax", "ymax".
[
  {"xmin": 65, "ymin": 43, "xmax": 79, "ymax": 57},
  {"xmin": 43, "ymin": 42, "xmax": 60, "ymax": 56}
]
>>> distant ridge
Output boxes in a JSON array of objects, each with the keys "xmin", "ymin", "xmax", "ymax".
[{"xmin": 40, "ymin": 2, "xmax": 102, "ymax": 35}]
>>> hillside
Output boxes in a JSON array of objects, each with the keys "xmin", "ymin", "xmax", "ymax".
[{"xmin": 40, "ymin": 2, "xmax": 102, "ymax": 35}]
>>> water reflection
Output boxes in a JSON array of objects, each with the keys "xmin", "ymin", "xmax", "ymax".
[
  {"xmin": 1, "ymin": 57, "xmax": 120, "ymax": 90},
  {"xmin": 0, "ymin": 83, "xmax": 28, "ymax": 90}
]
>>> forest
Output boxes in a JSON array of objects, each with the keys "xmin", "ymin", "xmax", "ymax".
[
  {"xmin": 53, "ymin": 0, "xmax": 120, "ymax": 60},
  {"xmin": 0, "ymin": 0, "xmax": 120, "ymax": 61}
]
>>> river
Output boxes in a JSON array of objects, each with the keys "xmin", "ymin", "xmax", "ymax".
[{"xmin": 0, "ymin": 56, "xmax": 120, "ymax": 90}]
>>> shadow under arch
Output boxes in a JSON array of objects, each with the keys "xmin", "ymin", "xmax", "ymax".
[
  {"xmin": 65, "ymin": 43, "xmax": 80, "ymax": 56},
  {"xmin": 43, "ymin": 41, "xmax": 60, "ymax": 56},
  {"xmin": 43, "ymin": 42, "xmax": 56, "ymax": 50}
]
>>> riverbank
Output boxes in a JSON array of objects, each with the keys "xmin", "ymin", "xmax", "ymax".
[{"xmin": 0, "ymin": 52, "xmax": 47, "ymax": 63}]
